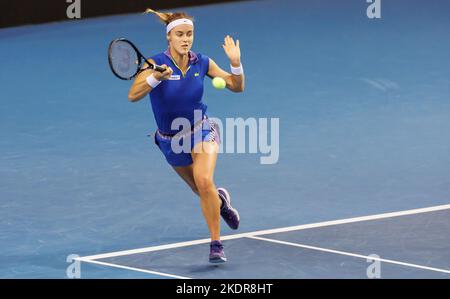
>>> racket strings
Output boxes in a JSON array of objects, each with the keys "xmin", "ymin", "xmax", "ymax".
[{"xmin": 110, "ymin": 41, "xmax": 139, "ymax": 79}]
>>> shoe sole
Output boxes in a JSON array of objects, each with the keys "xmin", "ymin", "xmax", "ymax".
[{"xmin": 209, "ymin": 257, "xmax": 227, "ymax": 264}]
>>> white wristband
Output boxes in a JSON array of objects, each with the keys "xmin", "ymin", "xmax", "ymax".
[
  {"xmin": 146, "ymin": 74, "xmax": 161, "ymax": 88},
  {"xmin": 230, "ymin": 64, "xmax": 244, "ymax": 75}
]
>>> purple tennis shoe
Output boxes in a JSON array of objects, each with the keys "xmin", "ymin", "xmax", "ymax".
[
  {"xmin": 209, "ymin": 240, "xmax": 227, "ymax": 263},
  {"xmin": 217, "ymin": 187, "xmax": 240, "ymax": 230}
]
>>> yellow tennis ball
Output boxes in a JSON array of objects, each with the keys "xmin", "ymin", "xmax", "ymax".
[{"xmin": 212, "ymin": 77, "xmax": 226, "ymax": 89}]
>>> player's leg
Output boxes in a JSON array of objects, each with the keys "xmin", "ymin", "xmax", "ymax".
[
  {"xmin": 191, "ymin": 141, "xmax": 228, "ymax": 263},
  {"xmin": 191, "ymin": 141, "xmax": 221, "ymax": 242},
  {"xmin": 173, "ymin": 157, "xmax": 240, "ymax": 231}
]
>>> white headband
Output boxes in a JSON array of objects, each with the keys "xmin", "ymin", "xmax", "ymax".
[{"xmin": 166, "ymin": 18, "xmax": 194, "ymax": 34}]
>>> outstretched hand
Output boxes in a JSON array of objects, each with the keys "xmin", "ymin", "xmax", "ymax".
[{"xmin": 222, "ymin": 35, "xmax": 241, "ymax": 67}]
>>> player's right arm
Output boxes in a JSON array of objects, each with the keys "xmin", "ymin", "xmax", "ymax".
[{"xmin": 128, "ymin": 60, "xmax": 173, "ymax": 102}]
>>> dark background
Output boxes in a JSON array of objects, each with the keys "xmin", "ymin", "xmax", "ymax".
[{"xmin": 0, "ymin": 0, "xmax": 246, "ymax": 28}]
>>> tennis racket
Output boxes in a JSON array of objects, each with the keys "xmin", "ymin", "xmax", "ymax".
[{"xmin": 108, "ymin": 38, "xmax": 166, "ymax": 80}]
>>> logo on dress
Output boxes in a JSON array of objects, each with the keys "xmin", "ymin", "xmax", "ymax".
[
  {"xmin": 194, "ymin": 73, "xmax": 200, "ymax": 77},
  {"xmin": 169, "ymin": 75, "xmax": 181, "ymax": 80}
]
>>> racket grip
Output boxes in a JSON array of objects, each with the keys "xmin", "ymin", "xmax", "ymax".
[{"xmin": 154, "ymin": 65, "xmax": 166, "ymax": 72}]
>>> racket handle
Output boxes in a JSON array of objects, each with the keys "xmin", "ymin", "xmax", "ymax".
[{"xmin": 154, "ymin": 65, "xmax": 166, "ymax": 72}]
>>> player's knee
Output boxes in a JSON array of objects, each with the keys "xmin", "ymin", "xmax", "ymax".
[{"xmin": 194, "ymin": 176, "xmax": 214, "ymax": 194}]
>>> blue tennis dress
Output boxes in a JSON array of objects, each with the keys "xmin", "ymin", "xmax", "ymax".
[{"xmin": 149, "ymin": 48, "xmax": 220, "ymax": 166}]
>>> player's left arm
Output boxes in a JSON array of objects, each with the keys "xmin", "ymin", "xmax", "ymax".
[{"xmin": 207, "ymin": 35, "xmax": 245, "ymax": 93}]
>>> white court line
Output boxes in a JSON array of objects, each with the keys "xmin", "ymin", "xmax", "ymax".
[
  {"xmin": 78, "ymin": 203, "xmax": 450, "ymax": 261},
  {"xmin": 78, "ymin": 259, "xmax": 191, "ymax": 279},
  {"xmin": 248, "ymin": 236, "xmax": 450, "ymax": 275}
]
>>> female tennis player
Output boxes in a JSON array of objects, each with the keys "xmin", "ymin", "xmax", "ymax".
[{"xmin": 128, "ymin": 8, "xmax": 245, "ymax": 263}]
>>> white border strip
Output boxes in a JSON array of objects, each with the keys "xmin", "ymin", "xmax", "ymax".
[
  {"xmin": 248, "ymin": 236, "xmax": 450, "ymax": 275},
  {"xmin": 78, "ymin": 259, "xmax": 191, "ymax": 279},
  {"xmin": 77, "ymin": 203, "xmax": 450, "ymax": 261}
]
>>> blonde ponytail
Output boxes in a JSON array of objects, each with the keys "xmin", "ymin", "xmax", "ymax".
[
  {"xmin": 144, "ymin": 8, "xmax": 173, "ymax": 25},
  {"xmin": 144, "ymin": 8, "xmax": 194, "ymax": 26}
]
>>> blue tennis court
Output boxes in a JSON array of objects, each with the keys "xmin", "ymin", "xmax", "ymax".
[
  {"xmin": 78, "ymin": 206, "xmax": 450, "ymax": 278},
  {"xmin": 1, "ymin": 0, "xmax": 449, "ymax": 278}
]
